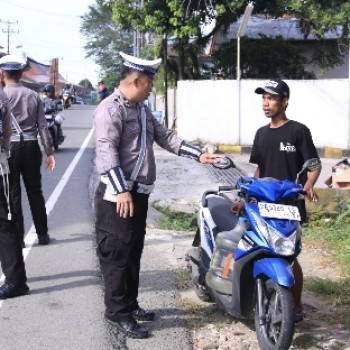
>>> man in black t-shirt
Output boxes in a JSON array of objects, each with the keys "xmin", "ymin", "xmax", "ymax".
[{"xmin": 250, "ymin": 79, "xmax": 321, "ymax": 322}]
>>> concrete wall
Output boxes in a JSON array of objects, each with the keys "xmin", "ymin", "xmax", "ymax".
[{"xmin": 176, "ymin": 79, "xmax": 350, "ymax": 150}]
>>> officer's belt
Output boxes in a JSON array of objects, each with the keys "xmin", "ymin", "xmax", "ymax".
[
  {"xmin": 100, "ymin": 175, "xmax": 154, "ymax": 195},
  {"xmin": 11, "ymin": 135, "xmax": 37, "ymax": 142}
]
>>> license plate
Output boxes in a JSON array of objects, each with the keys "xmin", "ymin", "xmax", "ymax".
[{"xmin": 258, "ymin": 203, "xmax": 301, "ymax": 221}]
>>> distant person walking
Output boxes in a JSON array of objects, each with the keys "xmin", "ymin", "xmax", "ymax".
[
  {"xmin": 97, "ymin": 81, "xmax": 109, "ymax": 102},
  {"xmin": 0, "ymin": 54, "xmax": 56, "ymax": 247}
]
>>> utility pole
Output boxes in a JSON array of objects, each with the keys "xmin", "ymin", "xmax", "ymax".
[
  {"xmin": 236, "ymin": 2, "xmax": 253, "ymax": 145},
  {"xmin": 133, "ymin": 0, "xmax": 144, "ymax": 57},
  {"xmin": 164, "ymin": 33, "xmax": 168, "ymax": 128},
  {"xmin": 133, "ymin": 1, "xmax": 140, "ymax": 56},
  {"xmin": 49, "ymin": 58, "xmax": 60, "ymax": 96},
  {"xmin": 0, "ymin": 19, "xmax": 19, "ymax": 54}
]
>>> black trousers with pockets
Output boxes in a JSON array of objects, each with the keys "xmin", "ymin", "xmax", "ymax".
[
  {"xmin": 8, "ymin": 140, "xmax": 48, "ymax": 240},
  {"xmin": 0, "ymin": 162, "xmax": 27, "ymax": 285},
  {"xmin": 94, "ymin": 182, "xmax": 149, "ymax": 320}
]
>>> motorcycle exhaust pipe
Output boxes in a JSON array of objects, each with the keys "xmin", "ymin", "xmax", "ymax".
[{"xmin": 185, "ymin": 247, "xmax": 200, "ymax": 282}]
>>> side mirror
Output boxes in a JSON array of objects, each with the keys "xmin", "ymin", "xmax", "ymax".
[
  {"xmin": 296, "ymin": 158, "xmax": 321, "ymax": 184},
  {"xmin": 212, "ymin": 156, "xmax": 236, "ymax": 170},
  {"xmin": 303, "ymin": 158, "xmax": 321, "ymax": 172}
]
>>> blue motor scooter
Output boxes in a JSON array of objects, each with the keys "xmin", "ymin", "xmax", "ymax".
[{"xmin": 186, "ymin": 157, "xmax": 320, "ymax": 350}]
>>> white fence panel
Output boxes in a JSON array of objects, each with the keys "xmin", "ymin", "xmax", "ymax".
[{"xmin": 176, "ymin": 79, "xmax": 349, "ymax": 149}]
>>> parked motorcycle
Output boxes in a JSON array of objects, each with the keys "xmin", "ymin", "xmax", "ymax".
[
  {"xmin": 186, "ymin": 157, "xmax": 320, "ymax": 350},
  {"xmin": 44, "ymin": 103, "xmax": 65, "ymax": 150}
]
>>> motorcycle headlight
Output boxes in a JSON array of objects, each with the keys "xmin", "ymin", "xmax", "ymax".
[{"xmin": 250, "ymin": 211, "xmax": 300, "ymax": 256}]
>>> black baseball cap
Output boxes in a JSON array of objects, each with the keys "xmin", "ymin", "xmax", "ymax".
[{"xmin": 255, "ymin": 79, "xmax": 290, "ymax": 99}]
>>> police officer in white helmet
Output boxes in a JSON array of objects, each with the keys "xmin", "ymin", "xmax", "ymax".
[
  {"xmin": 93, "ymin": 52, "xmax": 221, "ymax": 339},
  {"xmin": 0, "ymin": 54, "xmax": 56, "ymax": 247}
]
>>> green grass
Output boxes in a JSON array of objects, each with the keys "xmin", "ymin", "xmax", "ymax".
[
  {"xmin": 174, "ymin": 268, "xmax": 193, "ymax": 290},
  {"xmin": 303, "ymin": 222, "xmax": 350, "ymax": 274},
  {"xmin": 303, "ymin": 210, "xmax": 350, "ymax": 309},
  {"xmin": 152, "ymin": 203, "xmax": 197, "ymax": 231}
]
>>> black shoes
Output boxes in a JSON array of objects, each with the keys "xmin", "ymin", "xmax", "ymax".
[
  {"xmin": 38, "ymin": 234, "xmax": 50, "ymax": 245},
  {"xmin": 106, "ymin": 315, "xmax": 149, "ymax": 339},
  {"xmin": 132, "ymin": 307, "xmax": 155, "ymax": 321},
  {"xmin": 0, "ymin": 283, "xmax": 29, "ymax": 299}
]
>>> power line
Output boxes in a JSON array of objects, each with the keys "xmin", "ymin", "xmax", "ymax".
[
  {"xmin": 0, "ymin": 0, "xmax": 80, "ymax": 18},
  {"xmin": 0, "ymin": 19, "xmax": 18, "ymax": 53}
]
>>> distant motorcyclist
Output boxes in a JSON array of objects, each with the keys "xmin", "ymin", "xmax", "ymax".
[
  {"xmin": 62, "ymin": 83, "xmax": 76, "ymax": 107},
  {"xmin": 63, "ymin": 82, "xmax": 75, "ymax": 94},
  {"xmin": 43, "ymin": 84, "xmax": 64, "ymax": 144}
]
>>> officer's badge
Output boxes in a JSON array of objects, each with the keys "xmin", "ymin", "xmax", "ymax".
[{"xmin": 107, "ymin": 106, "xmax": 117, "ymax": 117}]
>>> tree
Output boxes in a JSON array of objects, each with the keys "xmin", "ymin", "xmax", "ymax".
[
  {"xmin": 80, "ymin": 0, "xmax": 133, "ymax": 90},
  {"xmin": 78, "ymin": 78, "xmax": 93, "ymax": 90},
  {"xmin": 112, "ymin": 0, "xmax": 240, "ymax": 80},
  {"xmin": 253, "ymin": 0, "xmax": 350, "ymax": 38},
  {"xmin": 112, "ymin": 0, "xmax": 350, "ymax": 81},
  {"xmin": 211, "ymin": 36, "xmax": 318, "ymax": 79},
  {"xmin": 82, "ymin": 1, "xmax": 350, "ymax": 83}
]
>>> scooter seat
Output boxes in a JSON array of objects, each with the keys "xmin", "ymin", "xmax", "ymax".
[{"xmin": 207, "ymin": 197, "xmax": 239, "ymax": 232}]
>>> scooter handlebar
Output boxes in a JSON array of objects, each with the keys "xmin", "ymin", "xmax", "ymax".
[
  {"xmin": 201, "ymin": 190, "xmax": 220, "ymax": 207},
  {"xmin": 212, "ymin": 156, "xmax": 236, "ymax": 170}
]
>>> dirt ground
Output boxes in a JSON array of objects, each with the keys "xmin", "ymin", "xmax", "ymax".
[
  {"xmin": 150, "ymin": 148, "xmax": 350, "ymax": 349},
  {"xmin": 176, "ymin": 242, "xmax": 350, "ymax": 350}
]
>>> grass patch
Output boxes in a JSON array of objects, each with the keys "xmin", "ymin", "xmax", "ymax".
[
  {"xmin": 303, "ymin": 208, "xmax": 350, "ymax": 309},
  {"xmin": 317, "ymin": 309, "xmax": 350, "ymax": 328},
  {"xmin": 152, "ymin": 203, "xmax": 197, "ymax": 231},
  {"xmin": 292, "ymin": 333, "xmax": 315, "ymax": 349},
  {"xmin": 303, "ymin": 222, "xmax": 350, "ymax": 275},
  {"xmin": 174, "ymin": 268, "xmax": 193, "ymax": 290},
  {"xmin": 305, "ymin": 277, "xmax": 350, "ymax": 305},
  {"xmin": 179, "ymin": 298, "xmax": 218, "ymax": 326}
]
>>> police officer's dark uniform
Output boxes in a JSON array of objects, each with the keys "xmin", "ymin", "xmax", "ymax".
[
  {"xmin": 93, "ymin": 52, "xmax": 219, "ymax": 339},
  {"xmin": 0, "ymin": 54, "xmax": 55, "ymax": 247},
  {"xmin": 97, "ymin": 81, "xmax": 109, "ymax": 102},
  {"xmin": 0, "ymin": 81, "xmax": 28, "ymax": 299}
]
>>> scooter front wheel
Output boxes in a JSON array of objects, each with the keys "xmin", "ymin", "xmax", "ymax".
[
  {"xmin": 50, "ymin": 129, "xmax": 59, "ymax": 151},
  {"xmin": 255, "ymin": 279, "xmax": 295, "ymax": 350}
]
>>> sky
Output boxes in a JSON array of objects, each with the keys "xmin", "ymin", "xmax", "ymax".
[{"xmin": 0, "ymin": 0, "xmax": 101, "ymax": 85}]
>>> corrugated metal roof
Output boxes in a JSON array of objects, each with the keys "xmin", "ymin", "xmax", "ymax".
[
  {"xmin": 228, "ymin": 17, "xmax": 343, "ymax": 40},
  {"xmin": 22, "ymin": 57, "xmax": 66, "ymax": 84}
]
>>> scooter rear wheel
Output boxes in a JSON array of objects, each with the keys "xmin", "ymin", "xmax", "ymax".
[
  {"xmin": 187, "ymin": 246, "xmax": 213, "ymax": 302},
  {"xmin": 255, "ymin": 279, "xmax": 295, "ymax": 350}
]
